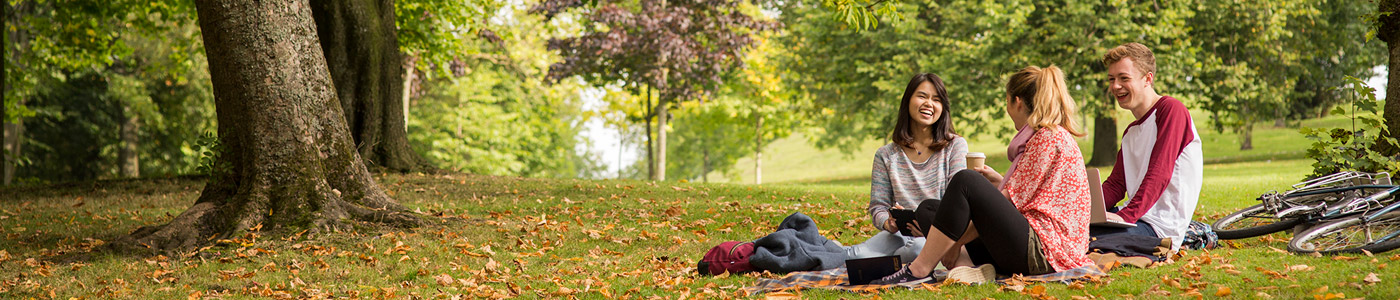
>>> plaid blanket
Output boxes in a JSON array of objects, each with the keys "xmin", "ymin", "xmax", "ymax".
[{"xmin": 741, "ymin": 265, "xmax": 1107, "ymax": 296}]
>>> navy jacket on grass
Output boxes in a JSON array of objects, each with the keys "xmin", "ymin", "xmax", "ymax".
[{"xmin": 749, "ymin": 212, "xmax": 847, "ymax": 273}]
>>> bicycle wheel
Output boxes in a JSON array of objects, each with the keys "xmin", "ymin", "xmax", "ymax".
[
  {"xmin": 1213, "ymin": 204, "xmax": 1305, "ymax": 240},
  {"xmin": 1288, "ymin": 211, "xmax": 1400, "ymax": 255}
]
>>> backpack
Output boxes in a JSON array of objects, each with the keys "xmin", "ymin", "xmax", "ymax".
[
  {"xmin": 697, "ymin": 241, "xmax": 756, "ymax": 275},
  {"xmin": 1181, "ymin": 221, "xmax": 1219, "ymax": 250}
]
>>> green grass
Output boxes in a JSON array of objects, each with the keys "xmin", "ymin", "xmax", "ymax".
[
  {"xmin": 0, "ymin": 107, "xmax": 1391, "ymax": 299},
  {"xmin": 2, "ymin": 156, "xmax": 1397, "ymax": 299}
]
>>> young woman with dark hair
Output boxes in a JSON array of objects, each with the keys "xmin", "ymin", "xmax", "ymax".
[{"xmin": 845, "ymin": 73, "xmax": 969, "ymax": 262}]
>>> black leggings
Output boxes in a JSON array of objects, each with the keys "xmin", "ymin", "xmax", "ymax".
[{"xmin": 915, "ymin": 169, "xmax": 1044, "ymax": 275}]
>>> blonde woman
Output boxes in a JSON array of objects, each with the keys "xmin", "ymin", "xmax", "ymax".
[{"xmin": 872, "ymin": 66, "xmax": 1095, "ymax": 285}]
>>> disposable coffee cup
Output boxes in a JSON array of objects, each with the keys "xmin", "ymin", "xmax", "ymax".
[{"xmin": 966, "ymin": 152, "xmax": 986, "ymax": 170}]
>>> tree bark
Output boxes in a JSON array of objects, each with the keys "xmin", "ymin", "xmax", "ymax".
[
  {"xmin": 120, "ymin": 0, "xmax": 419, "ymax": 254},
  {"xmin": 657, "ymin": 101, "xmax": 668, "ymax": 181},
  {"xmin": 119, "ymin": 106, "xmax": 140, "ymax": 178},
  {"xmin": 755, "ymin": 114, "xmax": 762, "ymax": 185},
  {"xmin": 1240, "ymin": 122, "xmax": 1254, "ymax": 150},
  {"xmin": 701, "ymin": 147, "xmax": 709, "ymax": 183},
  {"xmin": 1381, "ymin": 0, "xmax": 1400, "ymax": 154},
  {"xmin": 1, "ymin": 119, "xmax": 19, "ymax": 185},
  {"xmin": 645, "ymin": 86, "xmax": 655, "ymax": 180},
  {"xmin": 309, "ymin": 0, "xmax": 431, "ymax": 173},
  {"xmin": 1088, "ymin": 113, "xmax": 1118, "ymax": 167}
]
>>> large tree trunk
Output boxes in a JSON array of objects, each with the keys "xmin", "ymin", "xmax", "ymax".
[
  {"xmin": 1381, "ymin": 0, "xmax": 1400, "ymax": 155},
  {"xmin": 120, "ymin": 0, "xmax": 419, "ymax": 253},
  {"xmin": 1088, "ymin": 113, "xmax": 1118, "ymax": 167},
  {"xmin": 309, "ymin": 0, "xmax": 431, "ymax": 173},
  {"xmin": 119, "ymin": 106, "xmax": 140, "ymax": 178}
]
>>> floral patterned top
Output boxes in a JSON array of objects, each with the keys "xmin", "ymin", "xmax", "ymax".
[{"xmin": 1001, "ymin": 125, "xmax": 1095, "ymax": 272}]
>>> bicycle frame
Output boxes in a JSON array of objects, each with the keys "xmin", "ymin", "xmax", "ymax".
[
  {"xmin": 1351, "ymin": 190, "xmax": 1400, "ymax": 249},
  {"xmin": 1263, "ymin": 185, "xmax": 1395, "ymax": 219},
  {"xmin": 1287, "ymin": 172, "xmax": 1391, "ymax": 195}
]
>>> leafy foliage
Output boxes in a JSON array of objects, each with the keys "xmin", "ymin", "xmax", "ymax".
[
  {"xmin": 407, "ymin": 3, "xmax": 601, "ymax": 178},
  {"xmin": 13, "ymin": 19, "xmax": 214, "ymax": 182},
  {"xmin": 786, "ymin": 0, "xmax": 1381, "ymax": 152},
  {"xmin": 396, "ymin": 0, "xmax": 505, "ymax": 79},
  {"xmin": 818, "ymin": 0, "xmax": 901, "ymax": 31},
  {"xmin": 4, "ymin": 0, "xmax": 193, "ymax": 122},
  {"xmin": 1301, "ymin": 76, "xmax": 1400, "ymax": 178},
  {"xmin": 776, "ymin": 0, "xmax": 1196, "ymax": 152},
  {"xmin": 663, "ymin": 33, "xmax": 804, "ymax": 182},
  {"xmin": 533, "ymin": 0, "xmax": 777, "ymax": 105}
]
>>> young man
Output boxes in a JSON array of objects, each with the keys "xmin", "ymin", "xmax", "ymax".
[{"xmin": 1097, "ymin": 43, "xmax": 1204, "ymax": 251}]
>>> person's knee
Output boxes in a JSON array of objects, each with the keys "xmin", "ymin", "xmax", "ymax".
[{"xmin": 953, "ymin": 169, "xmax": 982, "ymax": 182}]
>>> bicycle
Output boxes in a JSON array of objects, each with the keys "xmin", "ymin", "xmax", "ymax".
[
  {"xmin": 1212, "ymin": 172, "xmax": 1393, "ymax": 240},
  {"xmin": 1287, "ymin": 186, "xmax": 1400, "ymax": 254}
]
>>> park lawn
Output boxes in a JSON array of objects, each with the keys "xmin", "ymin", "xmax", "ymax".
[{"xmin": 1, "ymin": 157, "xmax": 1397, "ymax": 299}]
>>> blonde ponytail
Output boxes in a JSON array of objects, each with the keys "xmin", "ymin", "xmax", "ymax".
[{"xmin": 1006, "ymin": 65, "xmax": 1085, "ymax": 137}]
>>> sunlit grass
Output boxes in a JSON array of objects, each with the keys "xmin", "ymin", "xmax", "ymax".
[{"xmin": 2, "ymin": 154, "xmax": 1397, "ymax": 299}]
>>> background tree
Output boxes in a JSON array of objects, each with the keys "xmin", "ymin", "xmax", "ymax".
[
  {"xmin": 309, "ymin": 0, "xmax": 502, "ymax": 172},
  {"xmin": 777, "ymin": 0, "xmax": 1194, "ymax": 165},
  {"xmin": 3, "ymin": 0, "xmax": 212, "ymax": 184},
  {"xmin": 407, "ymin": 2, "xmax": 601, "ymax": 178},
  {"xmin": 310, "ymin": 0, "xmax": 427, "ymax": 172},
  {"xmin": 1380, "ymin": 0, "xmax": 1400, "ymax": 151},
  {"xmin": 1287, "ymin": 0, "xmax": 1386, "ymax": 122},
  {"xmin": 121, "ymin": 0, "xmax": 418, "ymax": 252},
  {"xmin": 533, "ymin": 0, "xmax": 775, "ymax": 181}
]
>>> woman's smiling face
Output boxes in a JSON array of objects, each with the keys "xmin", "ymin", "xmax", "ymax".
[{"xmin": 907, "ymin": 81, "xmax": 943, "ymax": 127}]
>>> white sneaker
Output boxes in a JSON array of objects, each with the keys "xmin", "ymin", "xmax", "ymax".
[{"xmin": 945, "ymin": 264, "xmax": 996, "ymax": 285}]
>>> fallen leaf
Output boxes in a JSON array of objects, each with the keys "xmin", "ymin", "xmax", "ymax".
[
  {"xmin": 1287, "ymin": 264, "xmax": 1314, "ymax": 272},
  {"xmin": 1216, "ymin": 286, "xmax": 1232, "ymax": 297},
  {"xmin": 764, "ymin": 291, "xmax": 800, "ymax": 300},
  {"xmin": 1181, "ymin": 289, "xmax": 1203, "ymax": 300},
  {"xmin": 1025, "ymin": 285, "xmax": 1047, "ymax": 296},
  {"xmin": 1314, "ymin": 292, "xmax": 1344, "ymax": 300},
  {"xmin": 664, "ymin": 206, "xmax": 684, "ymax": 217},
  {"xmin": 485, "ymin": 259, "xmax": 501, "ymax": 273},
  {"xmin": 1331, "ymin": 256, "xmax": 1357, "ymax": 261},
  {"xmin": 435, "ymin": 274, "xmax": 454, "ymax": 286},
  {"xmin": 1311, "ymin": 286, "xmax": 1329, "ymax": 295},
  {"xmin": 1362, "ymin": 273, "xmax": 1380, "ymax": 285},
  {"xmin": 1255, "ymin": 267, "xmax": 1287, "ymax": 279}
]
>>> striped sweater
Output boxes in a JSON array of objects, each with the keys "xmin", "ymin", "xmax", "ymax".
[{"xmin": 868, "ymin": 137, "xmax": 968, "ymax": 232}]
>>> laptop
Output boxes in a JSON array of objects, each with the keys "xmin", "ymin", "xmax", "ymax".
[
  {"xmin": 846, "ymin": 255, "xmax": 901, "ymax": 285},
  {"xmin": 1087, "ymin": 168, "xmax": 1137, "ymax": 228}
]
